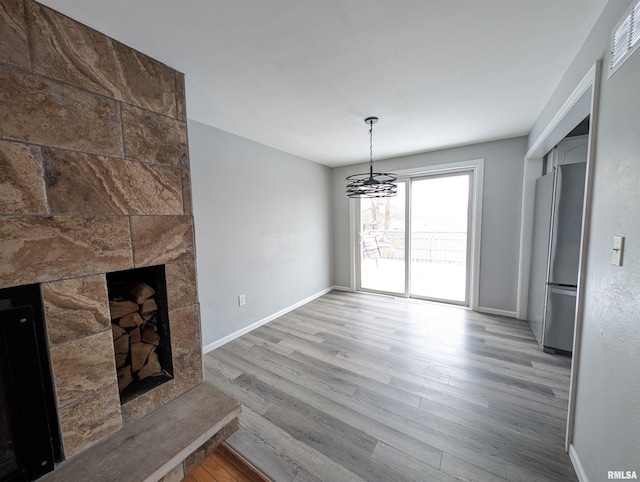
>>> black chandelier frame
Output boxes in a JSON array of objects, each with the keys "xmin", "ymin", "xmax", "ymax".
[{"xmin": 345, "ymin": 117, "xmax": 398, "ymax": 198}]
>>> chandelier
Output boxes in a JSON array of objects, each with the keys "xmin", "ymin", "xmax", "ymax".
[{"xmin": 345, "ymin": 117, "xmax": 398, "ymax": 198}]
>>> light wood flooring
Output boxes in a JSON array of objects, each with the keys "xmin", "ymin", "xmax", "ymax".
[
  {"xmin": 183, "ymin": 443, "xmax": 270, "ymax": 482},
  {"xmin": 204, "ymin": 290, "xmax": 576, "ymax": 482}
]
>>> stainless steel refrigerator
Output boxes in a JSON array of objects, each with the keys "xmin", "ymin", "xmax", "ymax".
[{"xmin": 527, "ymin": 163, "xmax": 586, "ymax": 353}]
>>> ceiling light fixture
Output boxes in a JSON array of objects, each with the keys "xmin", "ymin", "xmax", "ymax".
[{"xmin": 345, "ymin": 117, "xmax": 398, "ymax": 198}]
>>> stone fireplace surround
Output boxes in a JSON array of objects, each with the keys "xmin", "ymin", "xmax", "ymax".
[{"xmin": 0, "ymin": 1, "xmax": 238, "ymax": 479}]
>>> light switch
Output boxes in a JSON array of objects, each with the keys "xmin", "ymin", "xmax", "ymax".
[{"xmin": 612, "ymin": 235, "xmax": 624, "ymax": 266}]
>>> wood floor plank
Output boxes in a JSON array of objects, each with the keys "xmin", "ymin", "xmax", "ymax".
[
  {"xmin": 506, "ymin": 461, "xmax": 567, "ymax": 482},
  {"xmin": 205, "ymin": 454, "xmax": 249, "ymax": 482},
  {"xmin": 227, "ymin": 424, "xmax": 298, "ymax": 482},
  {"xmin": 203, "ymin": 359, "xmax": 273, "ymax": 416},
  {"xmin": 274, "ymin": 337, "xmax": 393, "ymax": 385},
  {"xmin": 263, "ymin": 404, "xmax": 415, "ymax": 482},
  {"xmin": 216, "ymin": 444, "xmax": 272, "ymax": 482},
  {"xmin": 217, "ymin": 343, "xmax": 360, "ymax": 398},
  {"xmin": 236, "ymin": 373, "xmax": 378, "ymax": 456},
  {"xmin": 201, "ymin": 456, "xmax": 235, "ymax": 482},
  {"xmin": 189, "ymin": 466, "xmax": 217, "ymax": 482},
  {"xmin": 291, "ymin": 350, "xmax": 424, "ymax": 409},
  {"xmin": 247, "ymin": 331, "xmax": 425, "ymax": 409},
  {"xmin": 204, "ymin": 356, "xmax": 244, "ymax": 380},
  {"xmin": 292, "ymin": 469, "xmax": 323, "ymax": 482},
  {"xmin": 371, "ymin": 441, "xmax": 460, "ymax": 482},
  {"xmin": 234, "ymin": 407, "xmax": 367, "ymax": 482},
  {"xmin": 206, "ymin": 291, "xmax": 577, "ymax": 481},
  {"xmin": 440, "ymin": 451, "xmax": 509, "ymax": 482}
]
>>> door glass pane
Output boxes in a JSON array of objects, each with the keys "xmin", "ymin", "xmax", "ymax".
[
  {"xmin": 410, "ymin": 174, "xmax": 470, "ymax": 303},
  {"xmin": 359, "ymin": 183, "xmax": 406, "ymax": 294}
]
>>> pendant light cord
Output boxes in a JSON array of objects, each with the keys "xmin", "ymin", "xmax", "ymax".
[{"xmin": 369, "ymin": 120, "xmax": 374, "ymax": 176}]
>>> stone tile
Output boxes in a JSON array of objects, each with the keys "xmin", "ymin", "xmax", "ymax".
[
  {"xmin": 43, "ymin": 147, "xmax": 183, "ymax": 215},
  {"xmin": 0, "ymin": 64, "xmax": 122, "ymax": 157},
  {"xmin": 158, "ymin": 464, "xmax": 184, "ymax": 482},
  {"xmin": 0, "ymin": 0, "xmax": 30, "ymax": 68},
  {"xmin": 50, "ymin": 330, "xmax": 118, "ymax": 407},
  {"xmin": 184, "ymin": 417, "xmax": 239, "ymax": 474},
  {"xmin": 111, "ymin": 41, "xmax": 176, "ymax": 117},
  {"xmin": 174, "ymin": 345, "xmax": 204, "ymax": 391},
  {"xmin": 130, "ymin": 215, "xmax": 194, "ymax": 267},
  {"xmin": 42, "ymin": 274, "xmax": 111, "ymax": 346},
  {"xmin": 174, "ymin": 72, "xmax": 187, "ymax": 121},
  {"xmin": 122, "ymin": 104, "xmax": 188, "ymax": 168},
  {"xmin": 58, "ymin": 383, "xmax": 123, "ymax": 458},
  {"xmin": 120, "ymin": 347, "xmax": 203, "ymax": 425},
  {"xmin": 120, "ymin": 378, "xmax": 179, "ymax": 425},
  {"xmin": 165, "ymin": 259, "xmax": 198, "ymax": 311},
  {"xmin": 168, "ymin": 304, "xmax": 202, "ymax": 354},
  {"xmin": 0, "ymin": 140, "xmax": 47, "ymax": 214},
  {"xmin": 27, "ymin": 1, "xmax": 176, "ymax": 117},
  {"xmin": 180, "ymin": 168, "xmax": 193, "ymax": 215},
  {"xmin": 0, "ymin": 216, "xmax": 133, "ymax": 289}
]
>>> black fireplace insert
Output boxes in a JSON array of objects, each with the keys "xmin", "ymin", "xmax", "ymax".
[{"xmin": 0, "ymin": 284, "xmax": 62, "ymax": 482}]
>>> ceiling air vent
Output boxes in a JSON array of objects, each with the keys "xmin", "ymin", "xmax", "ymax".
[{"xmin": 609, "ymin": 0, "xmax": 640, "ymax": 77}]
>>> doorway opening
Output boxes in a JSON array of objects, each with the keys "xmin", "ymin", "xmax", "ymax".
[{"xmin": 516, "ymin": 61, "xmax": 600, "ymax": 450}]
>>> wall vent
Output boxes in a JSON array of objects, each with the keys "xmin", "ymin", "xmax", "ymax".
[{"xmin": 609, "ymin": 0, "xmax": 640, "ymax": 77}]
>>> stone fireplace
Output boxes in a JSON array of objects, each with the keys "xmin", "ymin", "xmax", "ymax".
[{"xmin": 0, "ymin": 1, "xmax": 238, "ymax": 480}]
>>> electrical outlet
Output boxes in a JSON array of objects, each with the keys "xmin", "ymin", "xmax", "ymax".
[{"xmin": 238, "ymin": 294, "xmax": 246, "ymax": 306}]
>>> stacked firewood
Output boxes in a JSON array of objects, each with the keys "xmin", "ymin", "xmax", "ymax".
[{"xmin": 109, "ymin": 280, "xmax": 165, "ymax": 392}]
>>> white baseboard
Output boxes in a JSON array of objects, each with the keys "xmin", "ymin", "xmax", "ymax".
[
  {"xmin": 569, "ymin": 444, "xmax": 588, "ymax": 482},
  {"xmin": 202, "ymin": 286, "xmax": 334, "ymax": 354},
  {"xmin": 477, "ymin": 306, "xmax": 517, "ymax": 318},
  {"xmin": 332, "ymin": 285, "xmax": 353, "ymax": 292}
]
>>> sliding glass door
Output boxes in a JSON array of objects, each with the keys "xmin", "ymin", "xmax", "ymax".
[
  {"xmin": 410, "ymin": 172, "xmax": 471, "ymax": 304},
  {"xmin": 358, "ymin": 183, "xmax": 406, "ymax": 294},
  {"xmin": 357, "ymin": 170, "xmax": 472, "ymax": 305}
]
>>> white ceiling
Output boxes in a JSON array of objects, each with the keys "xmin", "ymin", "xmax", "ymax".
[{"xmin": 38, "ymin": 0, "xmax": 608, "ymax": 167}]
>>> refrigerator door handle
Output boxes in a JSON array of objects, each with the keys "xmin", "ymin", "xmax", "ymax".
[{"xmin": 548, "ymin": 286, "xmax": 577, "ymax": 297}]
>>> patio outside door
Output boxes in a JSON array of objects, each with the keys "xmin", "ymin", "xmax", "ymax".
[
  {"xmin": 358, "ymin": 171, "xmax": 472, "ymax": 305},
  {"xmin": 358, "ymin": 183, "xmax": 406, "ymax": 295},
  {"xmin": 410, "ymin": 172, "xmax": 471, "ymax": 304}
]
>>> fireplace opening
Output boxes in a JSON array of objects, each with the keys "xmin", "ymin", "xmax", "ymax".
[
  {"xmin": 0, "ymin": 284, "xmax": 62, "ymax": 482},
  {"xmin": 106, "ymin": 266, "xmax": 174, "ymax": 404}
]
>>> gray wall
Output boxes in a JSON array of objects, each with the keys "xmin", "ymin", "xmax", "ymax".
[
  {"xmin": 529, "ymin": 1, "xmax": 630, "ymax": 151},
  {"xmin": 530, "ymin": 0, "xmax": 640, "ymax": 478},
  {"xmin": 331, "ymin": 137, "xmax": 526, "ymax": 313},
  {"xmin": 188, "ymin": 120, "xmax": 333, "ymax": 348}
]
